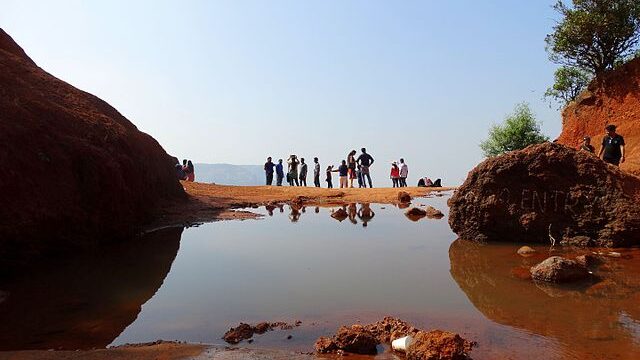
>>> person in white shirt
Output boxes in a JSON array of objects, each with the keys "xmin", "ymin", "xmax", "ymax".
[{"xmin": 399, "ymin": 158, "xmax": 408, "ymax": 187}]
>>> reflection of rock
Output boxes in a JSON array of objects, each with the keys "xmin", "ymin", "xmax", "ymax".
[
  {"xmin": 530, "ymin": 256, "xmax": 590, "ymax": 283},
  {"xmin": 406, "ymin": 330, "xmax": 474, "ymax": 360},
  {"xmin": 517, "ymin": 246, "xmax": 536, "ymax": 256},
  {"xmin": 405, "ymin": 207, "xmax": 427, "ymax": 221},
  {"xmin": 449, "ymin": 239, "xmax": 640, "ymax": 358},
  {"xmin": 223, "ymin": 321, "xmax": 300, "ymax": 344},
  {"xmin": 0, "ymin": 227, "xmax": 183, "ymax": 350},
  {"xmin": 448, "ymin": 142, "xmax": 640, "ymax": 246},
  {"xmin": 331, "ymin": 208, "xmax": 348, "ymax": 222}
]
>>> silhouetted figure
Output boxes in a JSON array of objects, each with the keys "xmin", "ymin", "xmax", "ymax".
[
  {"xmin": 357, "ymin": 148, "xmax": 374, "ymax": 188},
  {"xmin": 299, "ymin": 158, "xmax": 308, "ymax": 186},
  {"xmin": 276, "ymin": 159, "xmax": 285, "ymax": 186},
  {"xmin": 313, "ymin": 157, "xmax": 321, "ymax": 187}
]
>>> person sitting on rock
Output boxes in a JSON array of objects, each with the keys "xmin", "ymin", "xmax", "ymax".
[
  {"xmin": 579, "ymin": 136, "xmax": 595, "ymax": 153},
  {"xmin": 175, "ymin": 163, "xmax": 187, "ymax": 180},
  {"xmin": 598, "ymin": 124, "xmax": 625, "ymax": 166}
]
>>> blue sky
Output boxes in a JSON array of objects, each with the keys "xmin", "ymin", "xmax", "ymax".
[{"xmin": 2, "ymin": 0, "xmax": 562, "ymax": 185}]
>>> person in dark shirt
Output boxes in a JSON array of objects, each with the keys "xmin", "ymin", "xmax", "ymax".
[
  {"xmin": 336, "ymin": 160, "xmax": 349, "ymax": 188},
  {"xmin": 275, "ymin": 159, "xmax": 285, "ymax": 186},
  {"xmin": 598, "ymin": 125, "xmax": 626, "ymax": 166},
  {"xmin": 356, "ymin": 147, "xmax": 374, "ymax": 188},
  {"xmin": 579, "ymin": 136, "xmax": 595, "ymax": 153},
  {"xmin": 313, "ymin": 157, "xmax": 321, "ymax": 187},
  {"xmin": 175, "ymin": 163, "xmax": 187, "ymax": 180},
  {"xmin": 326, "ymin": 165, "xmax": 334, "ymax": 188},
  {"xmin": 264, "ymin": 157, "xmax": 276, "ymax": 185},
  {"xmin": 299, "ymin": 158, "xmax": 308, "ymax": 186}
]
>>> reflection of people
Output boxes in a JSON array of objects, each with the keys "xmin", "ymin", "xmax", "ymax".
[
  {"xmin": 315, "ymin": 206, "xmax": 320, "ymax": 213},
  {"xmin": 265, "ymin": 204, "xmax": 276, "ymax": 216},
  {"xmin": 599, "ymin": 124, "xmax": 625, "ymax": 166},
  {"xmin": 357, "ymin": 148, "xmax": 374, "ymax": 188},
  {"xmin": 357, "ymin": 203, "xmax": 375, "ymax": 227},
  {"xmin": 347, "ymin": 203, "xmax": 358, "ymax": 224},
  {"xmin": 579, "ymin": 136, "xmax": 595, "ymax": 153},
  {"xmin": 264, "ymin": 157, "xmax": 276, "ymax": 185},
  {"xmin": 289, "ymin": 205, "xmax": 301, "ymax": 222},
  {"xmin": 276, "ymin": 159, "xmax": 285, "ymax": 186}
]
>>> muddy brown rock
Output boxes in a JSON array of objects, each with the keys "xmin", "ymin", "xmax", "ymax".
[
  {"xmin": 223, "ymin": 323, "xmax": 254, "ymax": 344},
  {"xmin": 406, "ymin": 330, "xmax": 475, "ymax": 360},
  {"xmin": 314, "ymin": 337, "xmax": 338, "ymax": 353},
  {"xmin": 363, "ymin": 316, "xmax": 419, "ymax": 343},
  {"xmin": 332, "ymin": 325, "xmax": 378, "ymax": 355},
  {"xmin": 530, "ymin": 256, "xmax": 590, "ymax": 283},
  {"xmin": 398, "ymin": 191, "xmax": 411, "ymax": 203},
  {"xmin": 448, "ymin": 142, "xmax": 640, "ymax": 247},
  {"xmin": 0, "ymin": 28, "xmax": 184, "ymax": 267}
]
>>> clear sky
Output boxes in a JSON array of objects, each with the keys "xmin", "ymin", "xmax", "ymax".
[{"xmin": 2, "ymin": 0, "xmax": 563, "ymax": 185}]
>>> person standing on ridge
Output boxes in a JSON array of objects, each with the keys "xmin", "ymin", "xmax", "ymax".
[
  {"xmin": 186, "ymin": 160, "xmax": 195, "ymax": 182},
  {"xmin": 264, "ymin": 157, "xmax": 276, "ymax": 185},
  {"xmin": 287, "ymin": 155, "xmax": 300, "ymax": 186},
  {"xmin": 357, "ymin": 147, "xmax": 374, "ymax": 188},
  {"xmin": 326, "ymin": 165, "xmax": 334, "ymax": 188},
  {"xmin": 347, "ymin": 150, "xmax": 357, "ymax": 188},
  {"xmin": 275, "ymin": 159, "xmax": 285, "ymax": 186},
  {"xmin": 299, "ymin": 158, "xmax": 308, "ymax": 186},
  {"xmin": 313, "ymin": 157, "xmax": 321, "ymax": 187},
  {"xmin": 399, "ymin": 158, "xmax": 408, "ymax": 187},
  {"xmin": 599, "ymin": 125, "xmax": 625, "ymax": 166},
  {"xmin": 390, "ymin": 162, "xmax": 400, "ymax": 188},
  {"xmin": 579, "ymin": 136, "xmax": 595, "ymax": 153},
  {"xmin": 337, "ymin": 160, "xmax": 349, "ymax": 188}
]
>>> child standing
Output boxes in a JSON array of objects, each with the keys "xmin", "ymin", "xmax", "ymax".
[{"xmin": 326, "ymin": 165, "xmax": 334, "ymax": 189}]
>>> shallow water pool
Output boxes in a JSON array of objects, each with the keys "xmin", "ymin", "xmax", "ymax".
[{"xmin": 1, "ymin": 194, "xmax": 639, "ymax": 359}]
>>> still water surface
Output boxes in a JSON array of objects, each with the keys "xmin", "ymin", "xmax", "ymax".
[{"xmin": 1, "ymin": 194, "xmax": 639, "ymax": 359}]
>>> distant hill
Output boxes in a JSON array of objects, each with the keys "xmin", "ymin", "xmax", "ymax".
[{"xmin": 194, "ymin": 163, "xmax": 265, "ymax": 185}]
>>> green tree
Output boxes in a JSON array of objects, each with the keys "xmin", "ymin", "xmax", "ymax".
[
  {"xmin": 544, "ymin": 66, "xmax": 592, "ymax": 107},
  {"xmin": 545, "ymin": 0, "xmax": 640, "ymax": 75},
  {"xmin": 480, "ymin": 103, "xmax": 549, "ymax": 157}
]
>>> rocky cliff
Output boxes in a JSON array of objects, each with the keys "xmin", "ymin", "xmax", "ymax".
[
  {"xmin": 0, "ymin": 29, "xmax": 184, "ymax": 264},
  {"xmin": 557, "ymin": 57, "xmax": 640, "ymax": 175}
]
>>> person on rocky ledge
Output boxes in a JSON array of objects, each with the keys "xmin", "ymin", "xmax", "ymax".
[
  {"xmin": 599, "ymin": 124, "xmax": 625, "ymax": 166},
  {"xmin": 264, "ymin": 157, "xmax": 276, "ymax": 185},
  {"xmin": 579, "ymin": 136, "xmax": 595, "ymax": 153}
]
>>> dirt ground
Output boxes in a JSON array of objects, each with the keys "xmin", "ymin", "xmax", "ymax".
[{"xmin": 149, "ymin": 182, "xmax": 455, "ymax": 230}]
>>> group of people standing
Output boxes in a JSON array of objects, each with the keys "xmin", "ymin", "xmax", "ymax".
[
  {"xmin": 389, "ymin": 159, "xmax": 409, "ymax": 187},
  {"xmin": 175, "ymin": 159, "xmax": 195, "ymax": 181},
  {"xmin": 264, "ymin": 148, "xmax": 376, "ymax": 188}
]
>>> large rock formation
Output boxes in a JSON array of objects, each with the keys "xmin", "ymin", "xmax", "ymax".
[
  {"xmin": 448, "ymin": 142, "xmax": 640, "ymax": 246},
  {"xmin": 0, "ymin": 28, "xmax": 184, "ymax": 264},
  {"xmin": 557, "ymin": 57, "xmax": 640, "ymax": 176}
]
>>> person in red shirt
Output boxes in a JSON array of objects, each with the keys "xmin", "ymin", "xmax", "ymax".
[{"xmin": 390, "ymin": 162, "xmax": 400, "ymax": 188}]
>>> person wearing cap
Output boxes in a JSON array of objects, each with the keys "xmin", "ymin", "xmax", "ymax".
[
  {"xmin": 598, "ymin": 125, "xmax": 626, "ymax": 166},
  {"xmin": 579, "ymin": 136, "xmax": 595, "ymax": 153}
]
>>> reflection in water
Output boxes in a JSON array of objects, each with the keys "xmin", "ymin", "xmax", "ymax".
[
  {"xmin": 0, "ymin": 227, "xmax": 183, "ymax": 350},
  {"xmin": 449, "ymin": 239, "xmax": 640, "ymax": 359},
  {"xmin": 358, "ymin": 204, "xmax": 375, "ymax": 227}
]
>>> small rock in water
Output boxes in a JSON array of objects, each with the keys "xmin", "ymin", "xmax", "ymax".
[
  {"xmin": 406, "ymin": 330, "xmax": 475, "ymax": 360},
  {"xmin": 517, "ymin": 246, "xmax": 536, "ymax": 256},
  {"xmin": 575, "ymin": 254, "xmax": 603, "ymax": 267},
  {"xmin": 425, "ymin": 206, "xmax": 444, "ymax": 219},
  {"xmin": 530, "ymin": 256, "xmax": 590, "ymax": 283},
  {"xmin": 287, "ymin": 335, "xmax": 293, "ymax": 340}
]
